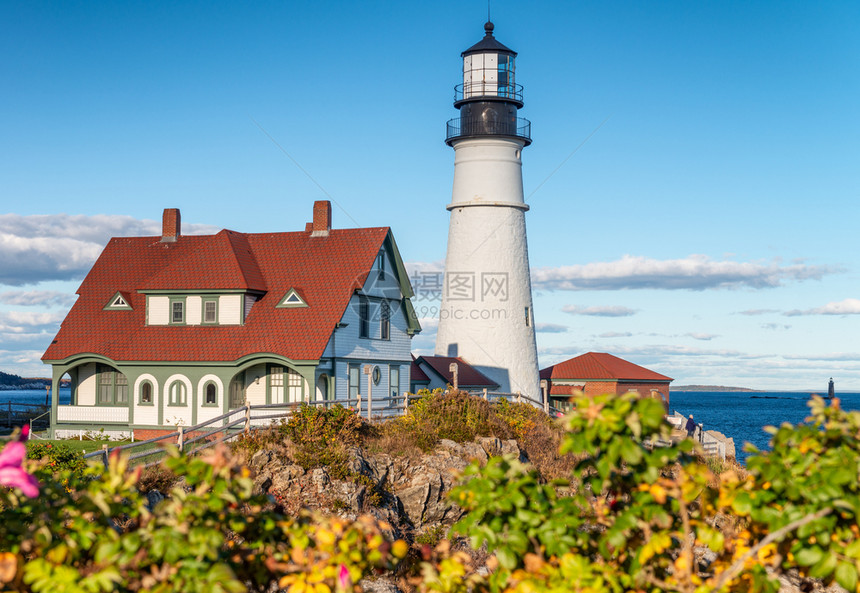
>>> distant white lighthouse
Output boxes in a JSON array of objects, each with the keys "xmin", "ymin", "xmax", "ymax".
[{"xmin": 435, "ymin": 21, "xmax": 540, "ymax": 398}]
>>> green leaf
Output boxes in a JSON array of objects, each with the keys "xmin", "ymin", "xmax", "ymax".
[
  {"xmin": 835, "ymin": 562, "xmax": 858, "ymax": 592},
  {"xmin": 794, "ymin": 545, "xmax": 824, "ymax": 567},
  {"xmin": 495, "ymin": 546, "xmax": 518, "ymax": 570},
  {"xmin": 809, "ymin": 550, "xmax": 838, "ymax": 579}
]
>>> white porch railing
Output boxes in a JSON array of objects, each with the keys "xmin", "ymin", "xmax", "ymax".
[{"xmin": 58, "ymin": 405, "xmax": 129, "ymax": 423}]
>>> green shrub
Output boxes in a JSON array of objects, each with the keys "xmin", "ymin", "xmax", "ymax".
[
  {"xmin": 397, "ymin": 390, "xmax": 511, "ymax": 451},
  {"xmin": 26, "ymin": 441, "xmax": 87, "ymax": 480},
  {"xmin": 1, "ymin": 446, "xmax": 408, "ymax": 592},
  {"xmin": 229, "ymin": 421, "xmax": 290, "ymax": 458},
  {"xmin": 283, "ymin": 403, "xmax": 368, "ymax": 478}
]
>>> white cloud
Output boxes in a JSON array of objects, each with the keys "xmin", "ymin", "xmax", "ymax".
[
  {"xmin": 535, "ymin": 323, "xmax": 568, "ymax": 333},
  {"xmin": 563, "ymin": 304, "xmax": 638, "ymax": 317},
  {"xmin": 686, "ymin": 333, "xmax": 718, "ymax": 341},
  {"xmin": 0, "ymin": 349, "xmax": 51, "ymax": 378},
  {"xmin": 0, "ymin": 290, "xmax": 77, "ymax": 308},
  {"xmin": 531, "ymin": 255, "xmax": 838, "ymax": 291},
  {"xmin": 784, "ymin": 298, "xmax": 860, "ymax": 317},
  {"xmin": 0, "ymin": 311, "xmax": 65, "ymax": 334},
  {"xmin": 761, "ymin": 323, "xmax": 791, "ymax": 331},
  {"xmin": 737, "ymin": 309, "xmax": 780, "ymax": 316},
  {"xmin": 598, "ymin": 331, "xmax": 633, "ymax": 338},
  {"xmin": 0, "ymin": 213, "xmax": 217, "ymax": 286}
]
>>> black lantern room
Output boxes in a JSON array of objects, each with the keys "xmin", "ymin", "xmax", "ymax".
[{"xmin": 446, "ymin": 22, "xmax": 531, "ymax": 146}]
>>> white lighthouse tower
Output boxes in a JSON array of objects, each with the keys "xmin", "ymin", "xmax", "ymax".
[{"xmin": 435, "ymin": 21, "xmax": 540, "ymax": 399}]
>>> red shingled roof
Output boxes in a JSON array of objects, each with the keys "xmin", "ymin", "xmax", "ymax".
[
  {"xmin": 410, "ymin": 355, "xmax": 430, "ymax": 384},
  {"xmin": 43, "ymin": 226, "xmax": 392, "ymax": 363},
  {"xmin": 415, "ymin": 355, "xmax": 499, "ymax": 388},
  {"xmin": 540, "ymin": 352, "xmax": 672, "ymax": 382}
]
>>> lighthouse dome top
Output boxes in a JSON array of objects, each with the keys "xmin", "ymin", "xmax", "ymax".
[{"xmin": 461, "ymin": 21, "xmax": 517, "ymax": 57}]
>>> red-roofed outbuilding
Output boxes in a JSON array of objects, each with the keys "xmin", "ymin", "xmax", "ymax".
[
  {"xmin": 42, "ymin": 202, "xmax": 420, "ymax": 438},
  {"xmin": 540, "ymin": 352, "xmax": 672, "ymax": 411},
  {"xmin": 413, "ymin": 355, "xmax": 500, "ymax": 393}
]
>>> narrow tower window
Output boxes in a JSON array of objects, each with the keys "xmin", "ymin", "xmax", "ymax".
[
  {"xmin": 380, "ymin": 300, "xmax": 390, "ymax": 340},
  {"xmin": 359, "ymin": 296, "xmax": 369, "ymax": 339}
]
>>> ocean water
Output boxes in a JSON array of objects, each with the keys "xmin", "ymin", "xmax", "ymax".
[
  {"xmin": 0, "ymin": 388, "xmax": 72, "ymax": 406},
  {"xmin": 669, "ymin": 391, "xmax": 860, "ymax": 464}
]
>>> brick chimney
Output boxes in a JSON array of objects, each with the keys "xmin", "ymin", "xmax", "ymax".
[
  {"xmin": 311, "ymin": 200, "xmax": 331, "ymax": 237},
  {"xmin": 161, "ymin": 208, "xmax": 181, "ymax": 243}
]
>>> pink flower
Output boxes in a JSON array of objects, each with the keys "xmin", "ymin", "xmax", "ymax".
[
  {"xmin": 0, "ymin": 441, "xmax": 39, "ymax": 498},
  {"xmin": 337, "ymin": 564, "xmax": 352, "ymax": 590}
]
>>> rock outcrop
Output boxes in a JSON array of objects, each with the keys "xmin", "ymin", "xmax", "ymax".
[{"xmin": 249, "ymin": 437, "xmax": 528, "ymax": 537}]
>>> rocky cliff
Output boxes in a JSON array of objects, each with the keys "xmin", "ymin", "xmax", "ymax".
[{"xmin": 248, "ymin": 436, "xmax": 527, "ymax": 539}]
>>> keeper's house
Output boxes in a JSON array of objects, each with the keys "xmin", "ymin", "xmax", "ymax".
[
  {"xmin": 42, "ymin": 202, "xmax": 420, "ymax": 439},
  {"xmin": 540, "ymin": 352, "xmax": 672, "ymax": 412}
]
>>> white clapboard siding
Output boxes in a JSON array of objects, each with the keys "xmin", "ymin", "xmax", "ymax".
[
  {"xmin": 148, "ymin": 296, "xmax": 169, "ymax": 325},
  {"xmin": 77, "ymin": 363, "xmax": 97, "ymax": 405},
  {"xmin": 186, "ymin": 296, "xmax": 202, "ymax": 325},
  {"xmin": 220, "ymin": 294, "xmax": 242, "ymax": 325}
]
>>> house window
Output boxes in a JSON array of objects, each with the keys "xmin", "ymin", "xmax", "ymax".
[
  {"xmin": 97, "ymin": 365, "xmax": 128, "ymax": 406},
  {"xmin": 203, "ymin": 382, "xmax": 217, "ymax": 406},
  {"xmin": 270, "ymin": 366, "xmax": 285, "ymax": 404},
  {"xmin": 524, "ymin": 306, "xmax": 531, "ymax": 327},
  {"xmin": 168, "ymin": 381, "xmax": 187, "ymax": 406},
  {"xmin": 380, "ymin": 300, "xmax": 390, "ymax": 340},
  {"xmin": 372, "ymin": 366, "xmax": 381, "ymax": 385},
  {"xmin": 140, "ymin": 381, "xmax": 153, "ymax": 405},
  {"xmin": 170, "ymin": 298, "xmax": 185, "ymax": 324},
  {"xmin": 377, "ymin": 252, "xmax": 385, "ymax": 280},
  {"xmin": 390, "ymin": 366, "xmax": 400, "ymax": 399},
  {"xmin": 229, "ymin": 378, "xmax": 244, "ymax": 409},
  {"xmin": 287, "ymin": 368, "xmax": 303, "ymax": 403},
  {"xmin": 348, "ymin": 365, "xmax": 360, "ymax": 399},
  {"xmin": 359, "ymin": 296, "xmax": 369, "ymax": 339},
  {"xmin": 203, "ymin": 299, "xmax": 218, "ymax": 324}
]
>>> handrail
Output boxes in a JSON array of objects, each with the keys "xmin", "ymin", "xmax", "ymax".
[
  {"xmin": 454, "ymin": 82, "xmax": 524, "ymax": 104},
  {"xmin": 446, "ymin": 116, "xmax": 531, "ymax": 144}
]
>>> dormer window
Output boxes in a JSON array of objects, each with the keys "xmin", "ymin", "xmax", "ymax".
[
  {"xmin": 276, "ymin": 288, "xmax": 308, "ymax": 308},
  {"xmin": 203, "ymin": 299, "xmax": 218, "ymax": 324},
  {"xmin": 105, "ymin": 292, "xmax": 132, "ymax": 310},
  {"xmin": 170, "ymin": 298, "xmax": 185, "ymax": 324}
]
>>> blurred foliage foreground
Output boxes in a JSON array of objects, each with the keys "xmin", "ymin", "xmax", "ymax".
[{"xmin": 2, "ymin": 393, "xmax": 860, "ymax": 593}]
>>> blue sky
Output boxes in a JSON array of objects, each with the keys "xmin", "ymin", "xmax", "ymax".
[{"xmin": 1, "ymin": 1, "xmax": 858, "ymax": 390}]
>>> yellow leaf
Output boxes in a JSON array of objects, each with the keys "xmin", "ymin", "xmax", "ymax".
[
  {"xmin": 317, "ymin": 529, "xmax": 336, "ymax": 547},
  {"xmin": 650, "ymin": 484, "xmax": 667, "ymax": 504}
]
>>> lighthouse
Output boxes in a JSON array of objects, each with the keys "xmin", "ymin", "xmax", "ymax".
[{"xmin": 435, "ymin": 21, "xmax": 540, "ymax": 399}]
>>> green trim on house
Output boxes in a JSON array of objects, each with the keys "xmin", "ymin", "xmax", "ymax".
[
  {"xmin": 139, "ymin": 289, "xmax": 253, "ymax": 295},
  {"xmin": 383, "ymin": 230, "xmax": 422, "ymax": 336}
]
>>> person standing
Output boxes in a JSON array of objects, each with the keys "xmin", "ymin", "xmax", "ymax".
[{"xmin": 685, "ymin": 414, "xmax": 697, "ymax": 438}]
